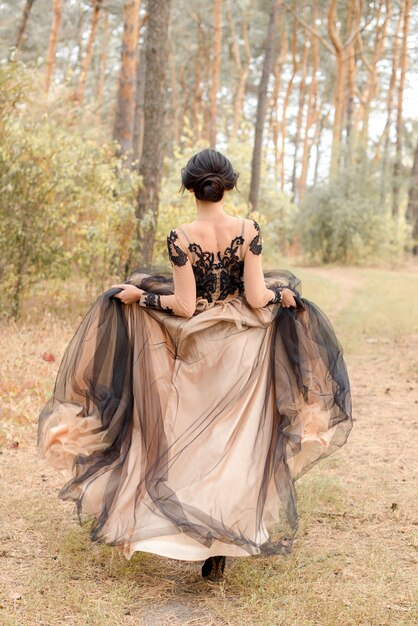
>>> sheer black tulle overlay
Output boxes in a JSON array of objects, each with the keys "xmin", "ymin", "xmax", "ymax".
[{"xmin": 37, "ymin": 267, "xmax": 353, "ymax": 560}]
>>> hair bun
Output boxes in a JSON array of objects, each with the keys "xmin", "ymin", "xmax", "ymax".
[
  {"xmin": 180, "ymin": 149, "xmax": 239, "ymax": 202},
  {"xmin": 194, "ymin": 175, "xmax": 225, "ymax": 202}
]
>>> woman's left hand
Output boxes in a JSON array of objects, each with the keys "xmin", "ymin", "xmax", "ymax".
[
  {"xmin": 281, "ymin": 288, "xmax": 297, "ymax": 308},
  {"xmin": 111, "ymin": 284, "xmax": 144, "ymax": 304}
]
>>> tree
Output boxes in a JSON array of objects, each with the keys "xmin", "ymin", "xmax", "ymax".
[
  {"xmin": 248, "ymin": 0, "xmax": 280, "ymax": 212},
  {"xmin": 96, "ymin": 7, "xmax": 110, "ymax": 110},
  {"xmin": 45, "ymin": 0, "xmax": 63, "ymax": 93},
  {"xmin": 75, "ymin": 0, "xmax": 103, "ymax": 104},
  {"xmin": 11, "ymin": 0, "xmax": 37, "ymax": 59},
  {"xmin": 227, "ymin": 1, "xmax": 251, "ymax": 140},
  {"xmin": 392, "ymin": 0, "xmax": 411, "ymax": 217},
  {"xmin": 135, "ymin": 0, "xmax": 172, "ymax": 265},
  {"xmin": 209, "ymin": 0, "xmax": 222, "ymax": 148},
  {"xmin": 113, "ymin": 0, "xmax": 141, "ymax": 162},
  {"xmin": 327, "ymin": 0, "xmax": 361, "ymax": 178}
]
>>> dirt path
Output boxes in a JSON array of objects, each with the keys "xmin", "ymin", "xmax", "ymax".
[
  {"xmin": 305, "ymin": 266, "xmax": 364, "ymax": 317},
  {"xmin": 0, "ymin": 269, "xmax": 417, "ymax": 626}
]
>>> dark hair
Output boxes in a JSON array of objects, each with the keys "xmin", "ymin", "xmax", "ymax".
[{"xmin": 180, "ymin": 149, "xmax": 239, "ymax": 202}]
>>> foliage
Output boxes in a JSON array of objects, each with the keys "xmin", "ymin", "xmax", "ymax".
[
  {"xmin": 297, "ymin": 154, "xmax": 412, "ymax": 264},
  {"xmin": 0, "ymin": 62, "xmax": 141, "ymax": 319}
]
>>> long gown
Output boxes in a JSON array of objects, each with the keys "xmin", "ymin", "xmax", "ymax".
[{"xmin": 37, "ymin": 217, "xmax": 353, "ymax": 561}]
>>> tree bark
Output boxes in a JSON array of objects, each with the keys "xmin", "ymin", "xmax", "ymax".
[
  {"xmin": 135, "ymin": 0, "xmax": 172, "ymax": 265},
  {"xmin": 12, "ymin": 0, "xmax": 36, "ymax": 58},
  {"xmin": 209, "ymin": 0, "xmax": 222, "ymax": 148},
  {"xmin": 75, "ymin": 0, "xmax": 103, "ymax": 104},
  {"xmin": 249, "ymin": 0, "xmax": 280, "ymax": 212},
  {"xmin": 113, "ymin": 0, "xmax": 141, "ymax": 162},
  {"xmin": 45, "ymin": 0, "xmax": 63, "ymax": 93},
  {"xmin": 392, "ymin": 0, "xmax": 411, "ymax": 218}
]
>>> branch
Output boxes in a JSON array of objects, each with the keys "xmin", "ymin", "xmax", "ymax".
[
  {"xmin": 327, "ymin": 0, "xmax": 343, "ymax": 55},
  {"xmin": 283, "ymin": 1, "xmax": 333, "ymax": 54}
]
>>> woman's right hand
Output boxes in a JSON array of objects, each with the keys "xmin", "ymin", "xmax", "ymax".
[
  {"xmin": 111, "ymin": 284, "xmax": 145, "ymax": 304},
  {"xmin": 281, "ymin": 288, "xmax": 297, "ymax": 308}
]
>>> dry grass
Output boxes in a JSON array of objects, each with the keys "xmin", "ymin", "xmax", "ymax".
[{"xmin": 0, "ymin": 266, "xmax": 417, "ymax": 625}]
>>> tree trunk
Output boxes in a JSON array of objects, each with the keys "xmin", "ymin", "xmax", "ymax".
[
  {"xmin": 168, "ymin": 26, "xmax": 180, "ymax": 146},
  {"xmin": 313, "ymin": 111, "xmax": 329, "ymax": 186},
  {"xmin": 132, "ymin": 51, "xmax": 145, "ymax": 166},
  {"xmin": 278, "ymin": 1, "xmax": 298, "ymax": 192},
  {"xmin": 392, "ymin": 0, "xmax": 411, "ymax": 218},
  {"xmin": 113, "ymin": 0, "xmax": 141, "ymax": 162},
  {"xmin": 227, "ymin": 3, "xmax": 252, "ymax": 140},
  {"xmin": 327, "ymin": 0, "xmax": 360, "ymax": 178},
  {"xmin": 345, "ymin": 0, "xmax": 360, "ymax": 162},
  {"xmin": 135, "ymin": 0, "xmax": 172, "ymax": 265},
  {"xmin": 379, "ymin": 2, "xmax": 402, "ymax": 202},
  {"xmin": 299, "ymin": 0, "xmax": 320, "ymax": 196},
  {"xmin": 45, "ymin": 0, "xmax": 63, "ymax": 93},
  {"xmin": 406, "ymin": 139, "xmax": 418, "ymax": 254},
  {"xmin": 96, "ymin": 8, "xmax": 109, "ymax": 110},
  {"xmin": 191, "ymin": 18, "xmax": 209, "ymax": 136},
  {"xmin": 191, "ymin": 22, "xmax": 203, "ymax": 133},
  {"xmin": 209, "ymin": 0, "xmax": 222, "ymax": 148},
  {"xmin": 75, "ymin": 0, "xmax": 103, "ymax": 104},
  {"xmin": 248, "ymin": 0, "xmax": 280, "ymax": 212},
  {"xmin": 291, "ymin": 38, "xmax": 309, "ymax": 201},
  {"xmin": 12, "ymin": 0, "xmax": 36, "ymax": 58},
  {"xmin": 358, "ymin": 1, "xmax": 390, "ymax": 148},
  {"xmin": 132, "ymin": 13, "xmax": 149, "ymax": 167},
  {"xmin": 270, "ymin": 10, "xmax": 287, "ymax": 185}
]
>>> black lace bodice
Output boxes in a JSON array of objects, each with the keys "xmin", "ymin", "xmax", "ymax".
[
  {"xmin": 188, "ymin": 235, "xmax": 245, "ymax": 302},
  {"xmin": 139, "ymin": 220, "xmax": 282, "ymax": 314}
]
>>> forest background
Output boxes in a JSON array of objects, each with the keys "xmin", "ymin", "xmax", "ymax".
[{"xmin": 1, "ymin": 0, "xmax": 418, "ymax": 319}]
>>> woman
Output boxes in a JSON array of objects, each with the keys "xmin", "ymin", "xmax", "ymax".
[{"xmin": 37, "ymin": 149, "xmax": 353, "ymax": 584}]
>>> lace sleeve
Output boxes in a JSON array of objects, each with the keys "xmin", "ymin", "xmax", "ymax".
[
  {"xmin": 248, "ymin": 220, "xmax": 263, "ymax": 255},
  {"xmin": 138, "ymin": 229, "xmax": 196, "ymax": 317},
  {"xmin": 167, "ymin": 230, "xmax": 189, "ymax": 267},
  {"xmin": 243, "ymin": 220, "xmax": 281, "ymax": 308}
]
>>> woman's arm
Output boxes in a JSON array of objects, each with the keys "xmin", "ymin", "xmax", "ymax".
[
  {"xmin": 243, "ymin": 220, "xmax": 295, "ymax": 308},
  {"xmin": 112, "ymin": 229, "xmax": 196, "ymax": 318}
]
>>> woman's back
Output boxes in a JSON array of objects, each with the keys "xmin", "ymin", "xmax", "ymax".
[{"xmin": 175, "ymin": 215, "xmax": 249, "ymax": 303}]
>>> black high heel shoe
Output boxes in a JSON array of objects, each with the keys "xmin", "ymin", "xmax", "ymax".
[{"xmin": 201, "ymin": 555, "xmax": 226, "ymax": 583}]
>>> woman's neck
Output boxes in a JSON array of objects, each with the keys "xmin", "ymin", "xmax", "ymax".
[{"xmin": 195, "ymin": 200, "xmax": 226, "ymax": 221}]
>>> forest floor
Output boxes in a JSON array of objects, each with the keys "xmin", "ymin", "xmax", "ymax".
[{"xmin": 0, "ymin": 265, "xmax": 417, "ymax": 626}]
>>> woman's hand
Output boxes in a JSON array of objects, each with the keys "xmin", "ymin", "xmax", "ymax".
[
  {"xmin": 281, "ymin": 288, "xmax": 297, "ymax": 308},
  {"xmin": 111, "ymin": 284, "xmax": 144, "ymax": 304}
]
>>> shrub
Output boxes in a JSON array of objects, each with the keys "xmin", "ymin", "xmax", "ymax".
[
  {"xmin": 298, "ymin": 158, "xmax": 411, "ymax": 264},
  {"xmin": 0, "ymin": 62, "xmax": 140, "ymax": 318}
]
